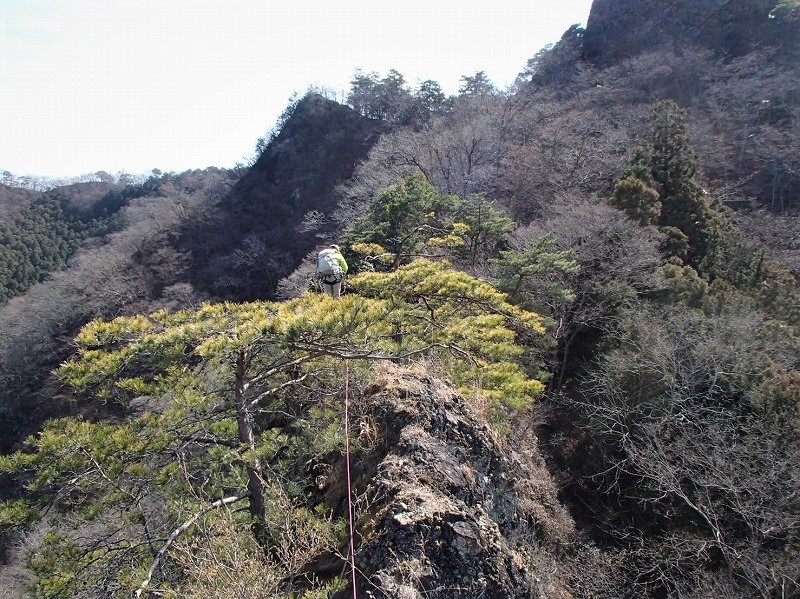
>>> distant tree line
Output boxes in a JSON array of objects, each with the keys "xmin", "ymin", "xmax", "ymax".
[
  {"xmin": 0, "ymin": 169, "xmax": 161, "ymax": 192},
  {"xmin": 345, "ymin": 68, "xmax": 496, "ymax": 126}
]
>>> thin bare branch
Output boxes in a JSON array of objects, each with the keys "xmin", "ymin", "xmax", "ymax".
[{"xmin": 135, "ymin": 493, "xmax": 251, "ymax": 598}]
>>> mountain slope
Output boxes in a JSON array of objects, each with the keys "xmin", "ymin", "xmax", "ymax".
[
  {"xmin": 179, "ymin": 94, "xmax": 386, "ymax": 300},
  {"xmin": 583, "ymin": 0, "xmax": 793, "ymax": 63},
  {"xmin": 0, "ymin": 1, "xmax": 798, "ymax": 596}
]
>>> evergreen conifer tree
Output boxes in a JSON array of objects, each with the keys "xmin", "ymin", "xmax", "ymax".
[
  {"xmin": 611, "ymin": 100, "xmax": 726, "ymax": 270},
  {"xmin": 0, "ymin": 262, "xmax": 548, "ymax": 596}
]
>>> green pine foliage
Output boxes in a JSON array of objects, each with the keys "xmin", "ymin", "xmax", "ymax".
[
  {"xmin": 346, "ymin": 174, "xmax": 459, "ymax": 270},
  {"xmin": 447, "ymin": 194, "xmax": 516, "ymax": 267},
  {"xmin": 492, "ymin": 234, "xmax": 579, "ymax": 315},
  {"xmin": 346, "ymin": 174, "xmax": 517, "ymax": 271},
  {"xmin": 0, "ymin": 261, "xmax": 548, "ymax": 596},
  {"xmin": 352, "ymin": 259, "xmax": 547, "ymax": 406}
]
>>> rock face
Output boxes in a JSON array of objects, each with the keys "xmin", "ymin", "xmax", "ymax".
[
  {"xmin": 337, "ymin": 365, "xmax": 574, "ymax": 598},
  {"xmin": 582, "ymin": 0, "xmax": 782, "ymax": 63}
]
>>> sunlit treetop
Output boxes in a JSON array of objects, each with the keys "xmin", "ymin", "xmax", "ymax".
[{"xmin": 60, "ymin": 260, "xmax": 547, "ymax": 411}]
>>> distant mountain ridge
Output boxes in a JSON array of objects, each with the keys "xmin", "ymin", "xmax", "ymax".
[
  {"xmin": 0, "ymin": 1, "xmax": 799, "ymax": 596},
  {"xmin": 178, "ymin": 94, "xmax": 386, "ymax": 300}
]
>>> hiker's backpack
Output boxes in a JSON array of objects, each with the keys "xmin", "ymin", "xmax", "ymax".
[{"xmin": 316, "ymin": 249, "xmax": 344, "ymax": 280}]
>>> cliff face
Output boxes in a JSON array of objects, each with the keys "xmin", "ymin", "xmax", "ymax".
[
  {"xmin": 583, "ymin": 0, "xmax": 784, "ymax": 63},
  {"xmin": 329, "ymin": 365, "xmax": 574, "ymax": 598}
]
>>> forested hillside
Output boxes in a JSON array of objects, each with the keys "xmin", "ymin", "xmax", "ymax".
[
  {"xmin": 0, "ymin": 169, "xmax": 234, "ymax": 453},
  {"xmin": 0, "ymin": 0, "xmax": 798, "ymax": 597},
  {"xmin": 178, "ymin": 94, "xmax": 387, "ymax": 301}
]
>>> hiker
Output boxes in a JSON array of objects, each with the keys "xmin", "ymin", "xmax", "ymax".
[{"xmin": 316, "ymin": 244, "xmax": 348, "ymax": 298}]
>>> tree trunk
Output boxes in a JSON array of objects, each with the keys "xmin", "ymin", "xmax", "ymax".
[{"xmin": 235, "ymin": 350, "xmax": 267, "ymax": 539}]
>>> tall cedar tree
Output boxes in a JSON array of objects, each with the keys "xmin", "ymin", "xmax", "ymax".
[{"xmin": 612, "ymin": 100, "xmax": 723, "ymax": 267}]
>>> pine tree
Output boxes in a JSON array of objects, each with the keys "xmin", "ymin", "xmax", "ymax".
[
  {"xmin": 347, "ymin": 176, "xmax": 517, "ymax": 272},
  {"xmin": 492, "ymin": 234, "xmax": 578, "ymax": 315},
  {"xmin": 346, "ymin": 174, "xmax": 459, "ymax": 270},
  {"xmin": 0, "ymin": 262, "xmax": 548, "ymax": 596},
  {"xmin": 449, "ymin": 194, "xmax": 516, "ymax": 267}
]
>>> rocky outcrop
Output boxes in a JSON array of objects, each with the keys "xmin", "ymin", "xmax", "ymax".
[
  {"xmin": 582, "ymin": 0, "xmax": 784, "ymax": 64},
  {"xmin": 334, "ymin": 365, "xmax": 574, "ymax": 598}
]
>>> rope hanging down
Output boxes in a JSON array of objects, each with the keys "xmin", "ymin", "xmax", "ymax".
[{"xmin": 344, "ymin": 359, "xmax": 358, "ymax": 598}]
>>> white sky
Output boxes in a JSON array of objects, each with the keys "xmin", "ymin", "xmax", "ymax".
[{"xmin": 1, "ymin": 0, "xmax": 594, "ymax": 179}]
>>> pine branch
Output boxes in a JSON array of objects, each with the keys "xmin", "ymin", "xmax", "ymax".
[{"xmin": 247, "ymin": 374, "xmax": 309, "ymax": 409}]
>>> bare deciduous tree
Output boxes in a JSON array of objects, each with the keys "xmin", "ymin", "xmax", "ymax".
[
  {"xmin": 516, "ymin": 197, "xmax": 662, "ymax": 388},
  {"xmin": 573, "ymin": 305, "xmax": 800, "ymax": 597}
]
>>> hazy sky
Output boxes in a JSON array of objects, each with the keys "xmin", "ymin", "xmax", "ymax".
[{"xmin": 2, "ymin": 0, "xmax": 594, "ymax": 179}]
